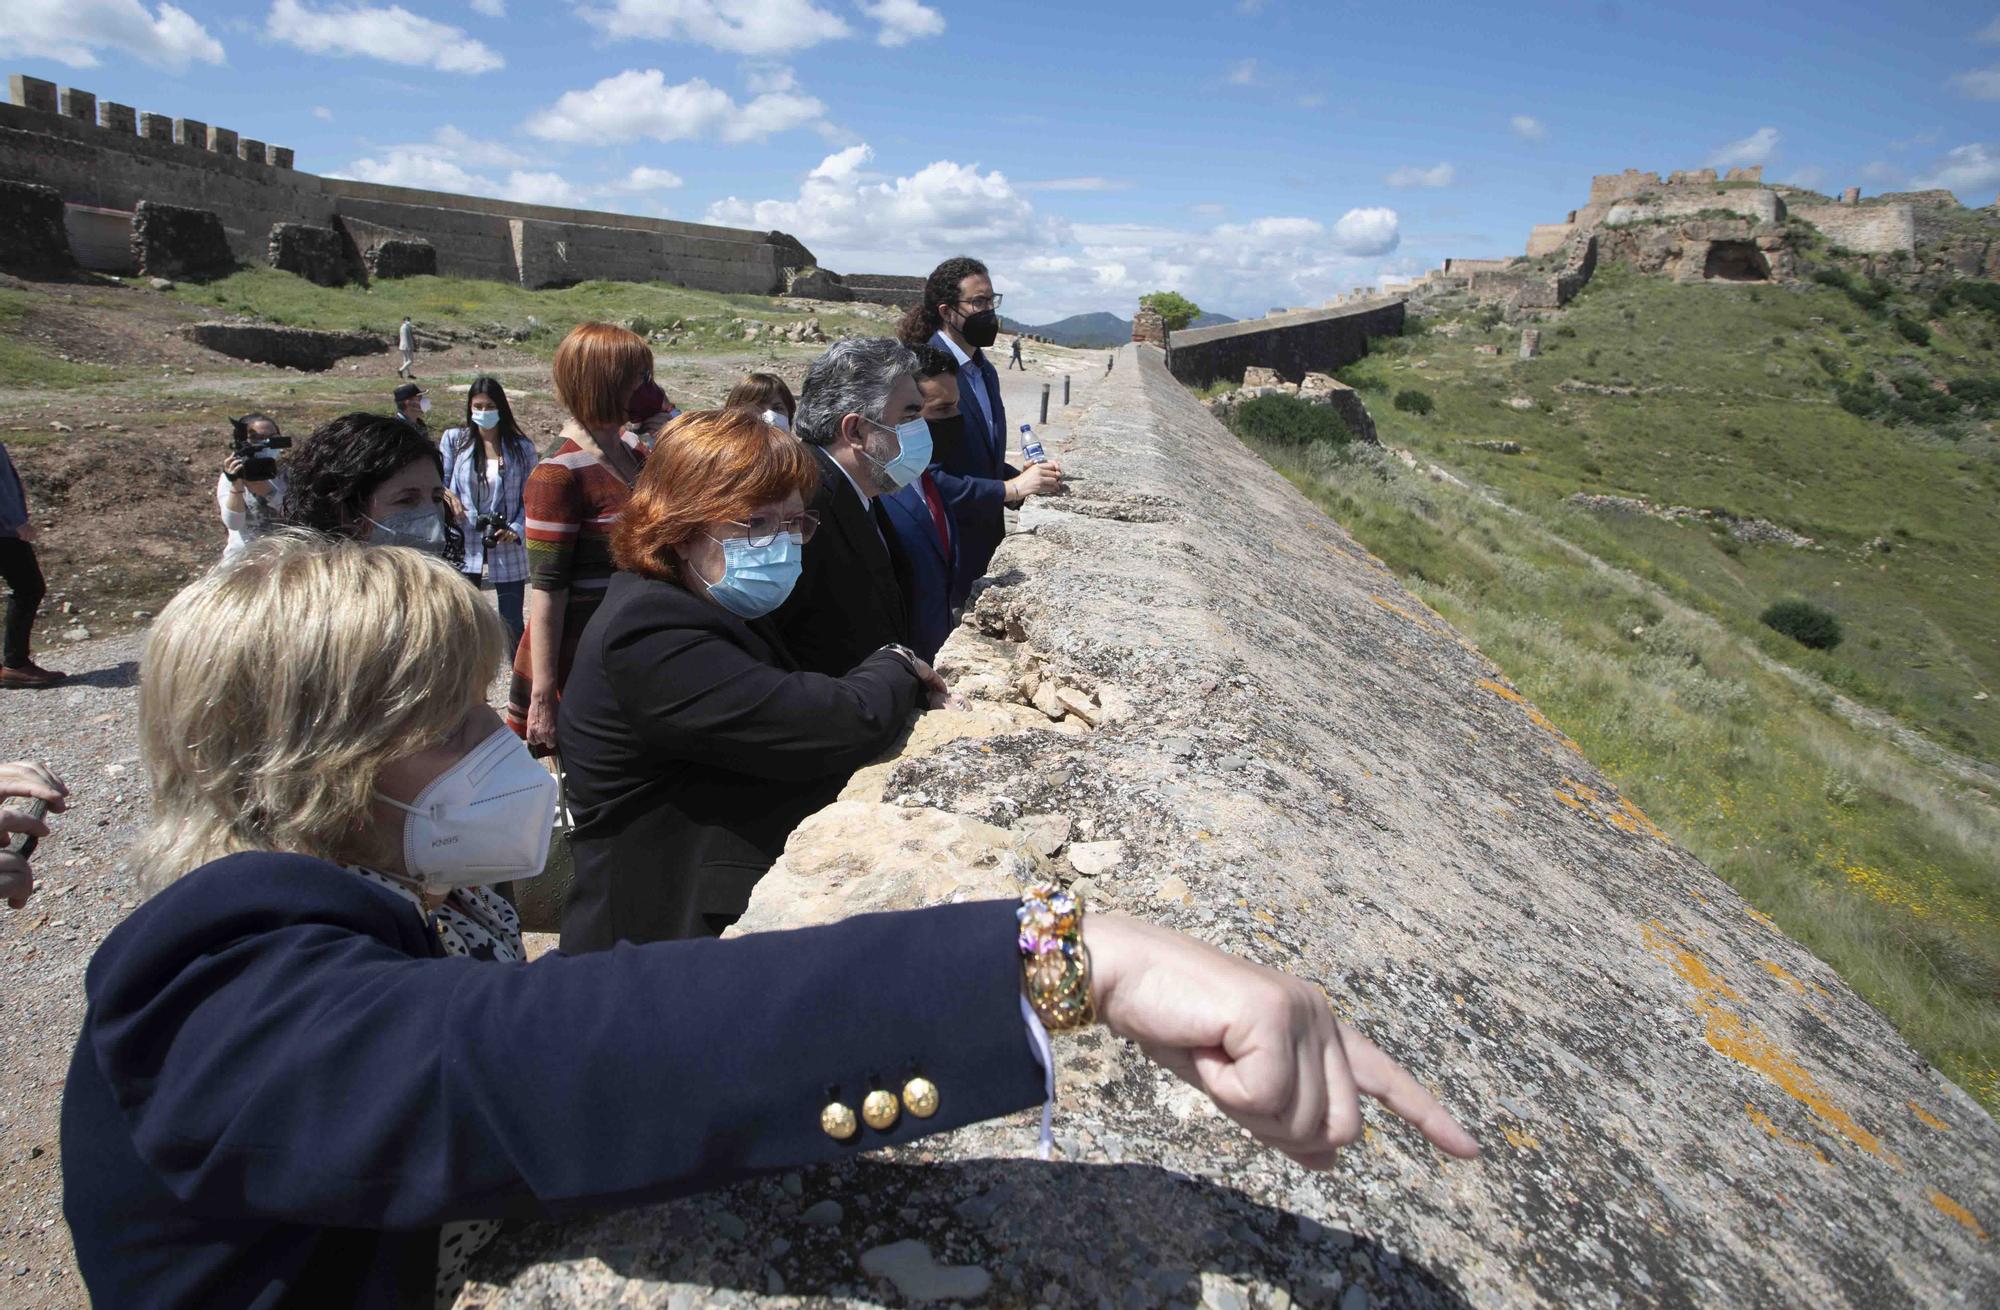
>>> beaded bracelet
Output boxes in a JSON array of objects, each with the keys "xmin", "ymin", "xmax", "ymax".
[{"xmin": 1018, "ymin": 883, "xmax": 1097, "ymax": 1032}]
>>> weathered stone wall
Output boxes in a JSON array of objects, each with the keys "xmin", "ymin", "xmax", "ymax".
[
  {"xmin": 1588, "ymin": 168, "xmax": 1662, "ymax": 205},
  {"xmin": 130, "ymin": 199, "xmax": 232, "ymax": 279},
  {"xmin": 179, "ymin": 322, "xmax": 387, "ymax": 370},
  {"xmin": 1165, "ymin": 299, "xmax": 1406, "ymax": 388},
  {"xmin": 1791, "ymin": 203, "xmax": 1920, "ymax": 255},
  {"xmin": 1603, "ymin": 188, "xmax": 1785, "ymax": 227},
  {"xmin": 267, "ymin": 222, "xmax": 353, "ymax": 287},
  {"xmin": 365, "ymin": 238, "xmax": 437, "ymax": 280},
  {"xmin": 1441, "ymin": 257, "xmax": 1512, "ymax": 275},
  {"xmin": 837, "ymin": 273, "xmax": 927, "ymax": 309},
  {"xmin": 0, "ymin": 177, "xmax": 73, "ymax": 270},
  {"xmin": 465, "ymin": 342, "xmax": 1999, "ymax": 1308}
]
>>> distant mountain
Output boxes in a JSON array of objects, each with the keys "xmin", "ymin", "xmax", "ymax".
[{"xmin": 1002, "ymin": 310, "xmax": 1238, "ymax": 349}]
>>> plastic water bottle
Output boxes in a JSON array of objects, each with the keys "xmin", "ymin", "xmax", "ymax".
[{"xmin": 1019, "ymin": 422, "xmax": 1047, "ymax": 465}]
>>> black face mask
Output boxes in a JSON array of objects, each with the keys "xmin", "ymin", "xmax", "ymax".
[
  {"xmin": 957, "ymin": 308, "xmax": 999, "ymax": 350},
  {"xmin": 926, "ymin": 414, "xmax": 968, "ymax": 469}
]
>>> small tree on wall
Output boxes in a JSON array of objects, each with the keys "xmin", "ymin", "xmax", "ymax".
[{"xmin": 1140, "ymin": 291, "xmax": 1203, "ymax": 331}]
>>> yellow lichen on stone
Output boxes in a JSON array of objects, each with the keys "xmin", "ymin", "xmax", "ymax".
[
  {"xmin": 1643, "ymin": 921, "xmax": 1897, "ymax": 1166},
  {"xmin": 1909, "ymin": 1102, "xmax": 1951, "ymax": 1132},
  {"xmin": 1501, "ymin": 1126, "xmax": 1541, "ymax": 1151},
  {"xmin": 1927, "ymin": 1189, "xmax": 1987, "ymax": 1240},
  {"xmin": 1758, "ymin": 960, "xmax": 1806, "ymax": 993},
  {"xmin": 1746, "ymin": 1102, "xmax": 1831, "ymax": 1166},
  {"xmin": 1744, "ymin": 906, "xmax": 1780, "ymax": 932}
]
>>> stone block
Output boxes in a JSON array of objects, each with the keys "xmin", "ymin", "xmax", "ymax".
[
  {"xmin": 96, "ymin": 101, "xmax": 136, "ymax": 134},
  {"xmin": 58, "ymin": 86, "xmax": 96, "ymax": 123},
  {"xmin": 365, "ymin": 238, "xmax": 436, "ymax": 279},
  {"xmin": 206, "ymin": 125, "xmax": 238, "ymax": 156},
  {"xmin": 139, "ymin": 112, "xmax": 174, "ymax": 142},
  {"xmin": 1132, "ymin": 304, "xmax": 1168, "ymax": 345},
  {"xmin": 9, "ymin": 75, "xmax": 58, "ymax": 113},
  {"xmin": 1519, "ymin": 327, "xmax": 1542, "ymax": 359},
  {"xmin": 0, "ymin": 179, "xmax": 74, "ymax": 271},
  {"xmin": 237, "ymin": 137, "xmax": 266, "ymax": 164},
  {"xmin": 173, "ymin": 118, "xmax": 207, "ymax": 148},
  {"xmin": 131, "ymin": 200, "xmax": 234, "ymax": 280},
  {"xmin": 269, "ymin": 222, "xmax": 354, "ymax": 287},
  {"xmin": 1841, "ymin": 186, "xmax": 1859, "ymax": 205},
  {"xmin": 270, "ymin": 146, "xmax": 294, "ymax": 169}
]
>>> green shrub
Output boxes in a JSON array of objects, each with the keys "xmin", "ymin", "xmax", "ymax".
[
  {"xmin": 1893, "ymin": 316, "xmax": 1932, "ymax": 347},
  {"xmin": 1933, "ymin": 281, "xmax": 2000, "ymax": 322},
  {"xmin": 1554, "ymin": 324, "xmax": 1577, "ymax": 339},
  {"xmin": 1393, "ymin": 388, "xmax": 1435, "ymax": 415},
  {"xmin": 1226, "ymin": 392, "xmax": 1354, "ymax": 447},
  {"xmin": 1760, "ymin": 599, "xmax": 1844, "ymax": 650}
]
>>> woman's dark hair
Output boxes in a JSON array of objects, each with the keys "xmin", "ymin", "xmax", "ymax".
[
  {"xmin": 723, "ymin": 371, "xmax": 798, "ymax": 420},
  {"xmin": 896, "ymin": 255, "xmax": 989, "ymax": 346},
  {"xmin": 454, "ymin": 376, "xmax": 536, "ymax": 510},
  {"xmin": 281, "ymin": 412, "xmax": 447, "ymax": 538}
]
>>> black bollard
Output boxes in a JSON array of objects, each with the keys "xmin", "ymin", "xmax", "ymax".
[
  {"xmin": 1107, "ymin": 353, "xmax": 1115, "ymax": 373},
  {"xmin": 1063, "ymin": 374, "xmax": 1071, "ymax": 406},
  {"xmin": 1039, "ymin": 382, "xmax": 1050, "ymax": 425}
]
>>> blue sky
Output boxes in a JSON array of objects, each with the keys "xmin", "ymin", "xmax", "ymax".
[{"xmin": 4, "ymin": 0, "xmax": 1999, "ymax": 321}]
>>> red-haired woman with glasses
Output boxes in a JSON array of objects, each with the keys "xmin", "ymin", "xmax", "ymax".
[{"xmin": 555, "ymin": 408, "xmax": 949, "ymax": 950}]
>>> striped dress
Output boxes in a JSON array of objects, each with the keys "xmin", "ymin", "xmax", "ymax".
[{"xmin": 504, "ymin": 424, "xmax": 648, "ymax": 743}]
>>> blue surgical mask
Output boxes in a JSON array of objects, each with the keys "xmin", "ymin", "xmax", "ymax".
[
  {"xmin": 365, "ymin": 505, "xmax": 461, "ymax": 566},
  {"xmin": 471, "ymin": 408, "xmax": 502, "ymax": 430},
  {"xmin": 864, "ymin": 416, "xmax": 934, "ymax": 492},
  {"xmin": 699, "ymin": 531, "xmax": 802, "ymax": 619}
]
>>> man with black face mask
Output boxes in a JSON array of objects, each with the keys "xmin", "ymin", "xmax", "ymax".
[
  {"xmin": 897, "ymin": 256, "xmax": 1061, "ymax": 607},
  {"xmin": 878, "ymin": 346, "xmax": 965, "ymax": 657}
]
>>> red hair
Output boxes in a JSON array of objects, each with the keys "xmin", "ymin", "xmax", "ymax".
[
  {"xmin": 552, "ymin": 321, "xmax": 654, "ymax": 431},
  {"xmin": 613, "ymin": 409, "xmax": 821, "ymax": 581}
]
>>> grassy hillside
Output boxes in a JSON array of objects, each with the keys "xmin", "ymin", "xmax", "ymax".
[{"xmin": 1222, "ymin": 267, "xmax": 2000, "ymax": 1115}]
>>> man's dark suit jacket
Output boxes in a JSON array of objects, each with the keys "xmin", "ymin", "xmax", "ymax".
[
  {"xmin": 558, "ymin": 568, "xmax": 921, "ymax": 949},
  {"xmin": 879, "ymin": 473, "xmax": 959, "ymax": 662},
  {"xmin": 769, "ymin": 443, "xmax": 908, "ymax": 676},
  {"xmin": 63, "ymin": 852, "xmax": 1043, "ymax": 1309},
  {"xmin": 927, "ymin": 330, "xmax": 1016, "ymax": 607}
]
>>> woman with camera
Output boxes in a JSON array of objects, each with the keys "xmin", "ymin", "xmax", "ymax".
[
  {"xmin": 217, "ymin": 412, "xmax": 289, "ymax": 563},
  {"xmin": 441, "ymin": 377, "xmax": 538, "ymax": 650},
  {"xmin": 62, "ymin": 530, "xmax": 1477, "ymax": 1310}
]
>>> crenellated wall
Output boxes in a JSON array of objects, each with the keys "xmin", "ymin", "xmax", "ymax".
[{"xmin": 1162, "ymin": 298, "xmax": 1407, "ymax": 388}]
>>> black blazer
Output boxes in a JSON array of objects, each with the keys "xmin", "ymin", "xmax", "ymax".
[
  {"xmin": 62, "ymin": 852, "xmax": 1043, "ymax": 1309},
  {"xmin": 557, "ymin": 569, "xmax": 923, "ymax": 950},
  {"xmin": 768, "ymin": 444, "xmax": 908, "ymax": 676}
]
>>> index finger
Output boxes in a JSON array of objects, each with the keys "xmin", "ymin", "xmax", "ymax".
[
  {"xmin": 1337, "ymin": 1021, "xmax": 1481, "ymax": 1159},
  {"xmin": 0, "ymin": 811, "xmax": 50, "ymax": 839}
]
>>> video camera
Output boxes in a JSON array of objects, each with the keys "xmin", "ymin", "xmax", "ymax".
[
  {"xmin": 473, "ymin": 511, "xmax": 511, "ymax": 547},
  {"xmin": 227, "ymin": 416, "xmax": 292, "ymax": 483}
]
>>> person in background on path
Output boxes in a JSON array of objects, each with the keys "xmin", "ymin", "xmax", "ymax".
[
  {"xmin": 393, "ymin": 382, "xmax": 430, "ymax": 439},
  {"xmin": 441, "ymin": 377, "xmax": 538, "ymax": 650},
  {"xmin": 1, "ymin": 759, "xmax": 68, "ymax": 908},
  {"xmin": 897, "ymin": 256, "xmax": 1061, "ymax": 604},
  {"xmin": 217, "ymin": 412, "xmax": 289, "ymax": 564},
  {"xmin": 879, "ymin": 345, "xmax": 963, "ymax": 657},
  {"xmin": 61, "ymin": 531, "xmax": 1476, "ymax": 1310},
  {"xmin": 281, "ymin": 413, "xmax": 464, "ymax": 568},
  {"xmin": 0, "ymin": 438, "xmax": 63, "ymax": 689},
  {"xmin": 397, "ymin": 315, "xmax": 416, "ymax": 378},
  {"xmin": 506, "ymin": 322, "xmax": 652, "ymax": 755},
  {"xmin": 768, "ymin": 339, "xmax": 924, "ymax": 677},
  {"xmin": 1008, "ymin": 334, "xmax": 1024, "ymax": 370},
  {"xmin": 724, "ymin": 371, "xmax": 797, "ymax": 431}
]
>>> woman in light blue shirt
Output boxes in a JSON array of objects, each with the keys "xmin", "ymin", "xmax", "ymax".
[{"xmin": 441, "ymin": 376, "xmax": 538, "ymax": 649}]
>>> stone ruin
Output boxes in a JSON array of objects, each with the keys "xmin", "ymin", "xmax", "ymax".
[
  {"xmin": 463, "ymin": 342, "xmax": 2000, "ymax": 1307},
  {"xmin": 1131, "ymin": 304, "xmax": 1169, "ymax": 346},
  {"xmin": 1204, "ymin": 367, "xmax": 1381, "ymax": 445},
  {"xmin": 365, "ymin": 238, "xmax": 437, "ymax": 280},
  {"xmin": 0, "ymin": 177, "xmax": 72, "ymax": 271},
  {"xmin": 130, "ymin": 199, "xmax": 232, "ymax": 281},
  {"xmin": 178, "ymin": 322, "xmax": 388, "ymax": 371},
  {"xmin": 267, "ymin": 222, "xmax": 352, "ymax": 288}
]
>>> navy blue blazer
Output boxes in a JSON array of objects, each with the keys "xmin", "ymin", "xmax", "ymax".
[
  {"xmin": 62, "ymin": 853, "xmax": 1044, "ymax": 1309},
  {"xmin": 879, "ymin": 473, "xmax": 960, "ymax": 661},
  {"xmin": 927, "ymin": 331, "xmax": 1016, "ymax": 604}
]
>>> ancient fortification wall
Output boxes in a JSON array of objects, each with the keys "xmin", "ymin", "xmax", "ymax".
[
  {"xmin": 1164, "ymin": 299, "xmax": 1407, "ymax": 388},
  {"xmin": 464, "ymin": 342, "xmax": 1999, "ymax": 1308},
  {"xmin": 0, "ymin": 73, "xmax": 843, "ymax": 298},
  {"xmin": 1790, "ymin": 203, "xmax": 1921, "ymax": 255}
]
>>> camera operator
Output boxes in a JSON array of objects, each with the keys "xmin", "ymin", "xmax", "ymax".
[
  {"xmin": 442, "ymin": 377, "xmax": 538, "ymax": 650},
  {"xmin": 1, "ymin": 759, "xmax": 68, "ymax": 909},
  {"xmin": 218, "ymin": 413, "xmax": 290, "ymax": 564}
]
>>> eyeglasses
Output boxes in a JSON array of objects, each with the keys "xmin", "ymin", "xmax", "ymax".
[
  {"xmin": 723, "ymin": 511, "xmax": 820, "ymax": 547},
  {"xmin": 957, "ymin": 293, "xmax": 1004, "ymax": 312}
]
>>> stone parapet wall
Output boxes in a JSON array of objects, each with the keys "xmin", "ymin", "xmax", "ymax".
[
  {"xmin": 837, "ymin": 273, "xmax": 927, "ymax": 309},
  {"xmin": 1790, "ymin": 204, "xmax": 1918, "ymax": 255},
  {"xmin": 1604, "ymin": 188, "xmax": 1784, "ymax": 227},
  {"xmin": 1166, "ymin": 299, "xmax": 1406, "ymax": 388},
  {"xmin": 1526, "ymin": 222, "xmax": 1576, "ymax": 256},
  {"xmin": 465, "ymin": 341, "xmax": 2000, "ymax": 1308}
]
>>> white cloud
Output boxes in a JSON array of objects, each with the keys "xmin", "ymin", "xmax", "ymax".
[
  {"xmin": 1950, "ymin": 65, "xmax": 2000, "ymax": 99},
  {"xmin": 1331, "ymin": 207, "xmax": 1400, "ymax": 255},
  {"xmin": 1385, "ymin": 161, "xmax": 1454, "ymax": 189},
  {"xmin": 576, "ymin": 0, "xmax": 849, "ymax": 54},
  {"xmin": 427, "ymin": 124, "xmax": 526, "ymax": 168},
  {"xmin": 1783, "ymin": 165, "xmax": 1826, "ymax": 189},
  {"xmin": 1859, "ymin": 159, "xmax": 1902, "ymax": 185},
  {"xmin": 524, "ymin": 68, "xmax": 826, "ymax": 143},
  {"xmin": 1018, "ymin": 177, "xmax": 1130, "ymax": 192},
  {"xmin": 608, "ymin": 164, "xmax": 686, "ymax": 192},
  {"xmin": 1707, "ymin": 126, "xmax": 1779, "ymax": 168},
  {"xmin": 469, "ymin": 0, "xmax": 504, "ymax": 12},
  {"xmin": 1510, "ymin": 114, "xmax": 1546, "ymax": 140},
  {"xmin": 857, "ymin": 0, "xmax": 943, "ymax": 46},
  {"xmin": 332, "ymin": 126, "xmax": 526, "ymax": 192},
  {"xmin": 1912, "ymin": 143, "xmax": 2000, "ymax": 197},
  {"xmin": 0, "ymin": 0, "xmax": 224, "ymax": 70},
  {"xmin": 1979, "ymin": 16, "xmax": 2000, "ymax": 42},
  {"xmin": 311, "ymin": 104, "xmax": 334, "ymax": 121},
  {"xmin": 1297, "ymin": 93, "xmax": 1326, "ymax": 109},
  {"xmin": 505, "ymin": 170, "xmax": 587, "ymax": 207},
  {"xmin": 1226, "ymin": 58, "xmax": 1258, "ymax": 86},
  {"xmin": 265, "ymin": 0, "xmax": 503, "ymax": 73}
]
